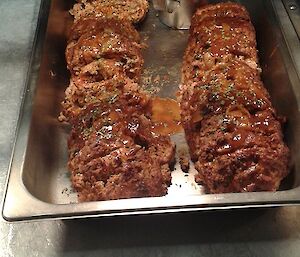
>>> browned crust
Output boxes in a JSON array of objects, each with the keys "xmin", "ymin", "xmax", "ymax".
[
  {"xmin": 190, "ymin": 1, "xmax": 250, "ymax": 35},
  {"xmin": 70, "ymin": 0, "xmax": 149, "ymax": 24},
  {"xmin": 182, "ymin": 15, "xmax": 258, "ymax": 84},
  {"xmin": 65, "ymin": 30, "xmax": 144, "ymax": 78},
  {"xmin": 61, "ymin": 77, "xmax": 149, "ymax": 123},
  {"xmin": 69, "ymin": 17, "xmax": 141, "ymax": 44}
]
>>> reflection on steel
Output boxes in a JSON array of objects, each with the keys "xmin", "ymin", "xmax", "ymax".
[
  {"xmin": 282, "ymin": 0, "xmax": 300, "ymax": 39},
  {"xmin": 153, "ymin": 0, "xmax": 202, "ymax": 29}
]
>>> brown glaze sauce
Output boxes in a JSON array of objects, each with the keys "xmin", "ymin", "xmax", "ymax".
[
  {"xmin": 217, "ymin": 104, "xmax": 273, "ymax": 154},
  {"xmin": 151, "ymin": 97, "xmax": 183, "ymax": 136}
]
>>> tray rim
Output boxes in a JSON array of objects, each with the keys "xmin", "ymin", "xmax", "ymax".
[{"xmin": 3, "ymin": 0, "xmax": 300, "ymax": 222}]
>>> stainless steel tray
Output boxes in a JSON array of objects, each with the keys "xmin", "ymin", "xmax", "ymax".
[{"xmin": 3, "ymin": 0, "xmax": 300, "ymax": 221}]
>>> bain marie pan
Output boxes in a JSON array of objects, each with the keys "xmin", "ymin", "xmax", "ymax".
[{"xmin": 3, "ymin": 0, "xmax": 300, "ymax": 221}]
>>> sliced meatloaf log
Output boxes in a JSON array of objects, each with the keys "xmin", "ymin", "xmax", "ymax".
[
  {"xmin": 179, "ymin": 3, "xmax": 289, "ymax": 193},
  {"xmin": 60, "ymin": 77, "xmax": 149, "ymax": 122},
  {"xmin": 68, "ymin": 17, "xmax": 140, "ymax": 44},
  {"xmin": 183, "ymin": 15, "xmax": 258, "ymax": 84},
  {"xmin": 190, "ymin": 2, "xmax": 250, "ymax": 35},
  {"xmin": 70, "ymin": 0, "xmax": 149, "ymax": 24},
  {"xmin": 61, "ymin": 0, "xmax": 176, "ymax": 201},
  {"xmin": 68, "ymin": 101, "xmax": 175, "ymax": 201},
  {"xmin": 65, "ymin": 30, "xmax": 143, "ymax": 81}
]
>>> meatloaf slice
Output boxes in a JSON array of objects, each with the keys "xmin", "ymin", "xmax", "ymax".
[
  {"xmin": 191, "ymin": 16, "xmax": 257, "ymax": 58},
  {"xmin": 65, "ymin": 30, "xmax": 143, "ymax": 79},
  {"xmin": 70, "ymin": 56, "xmax": 141, "ymax": 84},
  {"xmin": 190, "ymin": 2, "xmax": 250, "ymax": 35},
  {"xmin": 70, "ymin": 0, "xmax": 149, "ymax": 24},
  {"xmin": 60, "ymin": 77, "xmax": 149, "ymax": 123},
  {"xmin": 69, "ymin": 59, "xmax": 125, "ymax": 84},
  {"xmin": 182, "ymin": 16, "xmax": 258, "ymax": 84},
  {"xmin": 195, "ymin": 140, "xmax": 289, "ymax": 193},
  {"xmin": 68, "ymin": 17, "xmax": 140, "ymax": 44}
]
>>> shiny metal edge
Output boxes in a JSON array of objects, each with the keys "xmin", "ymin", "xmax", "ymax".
[
  {"xmin": 3, "ymin": 0, "xmax": 300, "ymax": 222},
  {"xmin": 1, "ymin": 0, "xmax": 51, "ymax": 222},
  {"xmin": 273, "ymin": 0, "xmax": 300, "ymax": 108},
  {"xmin": 281, "ymin": 0, "xmax": 300, "ymax": 39}
]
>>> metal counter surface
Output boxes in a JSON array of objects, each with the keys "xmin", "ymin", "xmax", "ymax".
[{"xmin": 1, "ymin": 0, "xmax": 300, "ymax": 256}]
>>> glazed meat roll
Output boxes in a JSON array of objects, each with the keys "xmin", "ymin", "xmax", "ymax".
[
  {"xmin": 60, "ymin": 0, "xmax": 175, "ymax": 202},
  {"xmin": 179, "ymin": 2, "xmax": 289, "ymax": 193}
]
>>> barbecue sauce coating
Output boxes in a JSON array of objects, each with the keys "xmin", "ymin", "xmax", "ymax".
[{"xmin": 179, "ymin": 2, "xmax": 289, "ymax": 193}]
